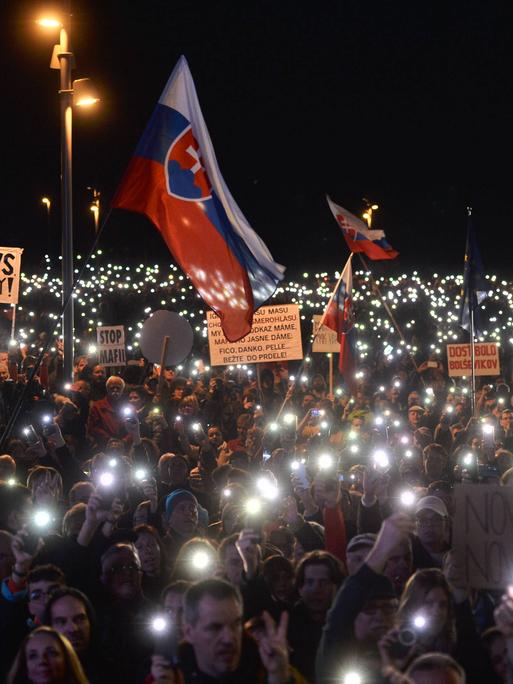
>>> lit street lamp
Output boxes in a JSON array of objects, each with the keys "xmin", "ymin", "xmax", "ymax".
[
  {"xmin": 37, "ymin": 17, "xmax": 99, "ymax": 381},
  {"xmin": 41, "ymin": 196, "xmax": 51, "ymax": 215},
  {"xmin": 41, "ymin": 196, "xmax": 52, "ymax": 254},
  {"xmin": 88, "ymin": 187, "xmax": 101, "ymax": 234},
  {"xmin": 362, "ymin": 199, "xmax": 379, "ymax": 228}
]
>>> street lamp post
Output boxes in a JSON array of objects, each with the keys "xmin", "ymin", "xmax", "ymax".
[
  {"xmin": 38, "ymin": 18, "xmax": 99, "ymax": 382},
  {"xmin": 57, "ymin": 26, "xmax": 74, "ymax": 384}
]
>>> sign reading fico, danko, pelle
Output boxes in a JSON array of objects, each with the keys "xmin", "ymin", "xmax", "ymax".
[{"xmin": 207, "ymin": 304, "xmax": 303, "ymax": 366}]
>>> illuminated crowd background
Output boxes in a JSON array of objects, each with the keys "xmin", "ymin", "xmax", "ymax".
[{"xmin": 5, "ymin": 250, "xmax": 513, "ymax": 386}]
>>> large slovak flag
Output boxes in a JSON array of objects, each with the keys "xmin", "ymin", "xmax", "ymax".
[
  {"xmin": 326, "ymin": 196, "xmax": 399, "ymax": 260},
  {"xmin": 322, "ymin": 255, "xmax": 357, "ymax": 386},
  {"xmin": 112, "ymin": 56, "xmax": 285, "ymax": 342}
]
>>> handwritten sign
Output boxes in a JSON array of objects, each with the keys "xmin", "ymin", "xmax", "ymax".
[
  {"xmin": 97, "ymin": 326, "xmax": 126, "ymax": 366},
  {"xmin": 446, "ymin": 343, "xmax": 500, "ymax": 377},
  {"xmin": 453, "ymin": 484, "xmax": 513, "ymax": 589},
  {"xmin": 312, "ymin": 315, "xmax": 340, "ymax": 353},
  {"xmin": 207, "ymin": 305, "xmax": 303, "ymax": 366},
  {"xmin": 0, "ymin": 247, "xmax": 23, "ymax": 305}
]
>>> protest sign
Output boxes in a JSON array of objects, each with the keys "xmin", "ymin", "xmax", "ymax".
[
  {"xmin": 312, "ymin": 315, "xmax": 339, "ymax": 353},
  {"xmin": 453, "ymin": 484, "xmax": 513, "ymax": 589},
  {"xmin": 97, "ymin": 326, "xmax": 126, "ymax": 366},
  {"xmin": 446, "ymin": 342, "xmax": 500, "ymax": 377},
  {"xmin": 0, "ymin": 247, "xmax": 23, "ymax": 305},
  {"xmin": 207, "ymin": 304, "xmax": 302, "ymax": 366}
]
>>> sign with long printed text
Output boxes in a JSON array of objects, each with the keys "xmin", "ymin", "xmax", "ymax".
[{"xmin": 207, "ymin": 304, "xmax": 302, "ymax": 366}]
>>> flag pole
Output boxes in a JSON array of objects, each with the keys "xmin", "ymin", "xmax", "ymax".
[
  {"xmin": 0, "ymin": 207, "xmax": 113, "ymax": 451},
  {"xmin": 467, "ymin": 206, "xmax": 477, "ymax": 415},
  {"xmin": 10, "ymin": 304, "xmax": 16, "ymax": 342},
  {"xmin": 274, "ymin": 256, "xmax": 352, "ymax": 422},
  {"xmin": 469, "ymin": 297, "xmax": 476, "ymax": 416},
  {"xmin": 328, "ymin": 353, "xmax": 334, "ymax": 399},
  {"xmin": 315, "ymin": 262, "xmax": 349, "ymax": 336},
  {"xmin": 356, "ymin": 252, "xmax": 422, "ymax": 377}
]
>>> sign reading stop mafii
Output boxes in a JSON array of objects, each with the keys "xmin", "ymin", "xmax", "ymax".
[
  {"xmin": 97, "ymin": 326, "xmax": 126, "ymax": 366},
  {"xmin": 446, "ymin": 342, "xmax": 500, "ymax": 377}
]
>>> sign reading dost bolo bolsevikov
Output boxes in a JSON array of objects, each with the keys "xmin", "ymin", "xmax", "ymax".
[
  {"xmin": 446, "ymin": 342, "xmax": 500, "ymax": 377},
  {"xmin": 453, "ymin": 484, "xmax": 513, "ymax": 589},
  {"xmin": 97, "ymin": 326, "xmax": 126, "ymax": 366},
  {"xmin": 207, "ymin": 304, "xmax": 303, "ymax": 366}
]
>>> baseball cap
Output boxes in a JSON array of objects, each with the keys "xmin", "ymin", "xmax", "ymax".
[
  {"xmin": 408, "ymin": 405, "xmax": 425, "ymax": 413},
  {"xmin": 415, "ymin": 495, "xmax": 448, "ymax": 518},
  {"xmin": 346, "ymin": 533, "xmax": 377, "ymax": 554}
]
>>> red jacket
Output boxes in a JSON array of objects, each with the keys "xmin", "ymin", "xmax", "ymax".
[{"xmin": 86, "ymin": 396, "xmax": 128, "ymax": 448}]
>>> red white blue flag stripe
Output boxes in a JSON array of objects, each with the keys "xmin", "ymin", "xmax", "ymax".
[
  {"xmin": 326, "ymin": 196, "xmax": 399, "ymax": 260},
  {"xmin": 113, "ymin": 56, "xmax": 285, "ymax": 342},
  {"xmin": 322, "ymin": 255, "xmax": 357, "ymax": 385}
]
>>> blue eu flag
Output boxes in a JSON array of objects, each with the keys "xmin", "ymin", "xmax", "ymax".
[{"xmin": 458, "ymin": 215, "xmax": 487, "ymax": 337}]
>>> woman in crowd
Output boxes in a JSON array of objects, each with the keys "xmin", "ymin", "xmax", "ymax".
[{"xmin": 8, "ymin": 626, "xmax": 90, "ymax": 684}]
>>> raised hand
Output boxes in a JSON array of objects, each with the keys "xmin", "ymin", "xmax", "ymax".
[
  {"xmin": 281, "ymin": 495, "xmax": 301, "ymax": 526},
  {"xmin": 258, "ymin": 611, "xmax": 290, "ymax": 684},
  {"xmin": 150, "ymin": 655, "xmax": 176, "ymax": 684},
  {"xmin": 235, "ymin": 529, "xmax": 260, "ymax": 579},
  {"xmin": 366, "ymin": 512, "xmax": 414, "ymax": 574},
  {"xmin": 11, "ymin": 528, "xmax": 43, "ymax": 575},
  {"xmin": 363, "ymin": 466, "xmax": 390, "ymax": 506},
  {"xmin": 141, "ymin": 480, "xmax": 158, "ymax": 514},
  {"xmin": 313, "ymin": 474, "xmax": 340, "ymax": 509}
]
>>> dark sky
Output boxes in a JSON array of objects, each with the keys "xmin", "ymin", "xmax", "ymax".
[{"xmin": 3, "ymin": 0, "xmax": 513, "ymax": 276}]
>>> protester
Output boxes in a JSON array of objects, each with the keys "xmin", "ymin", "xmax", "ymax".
[
  {"xmin": 7, "ymin": 625, "xmax": 89, "ymax": 684},
  {"xmin": 1, "ymin": 295, "xmax": 513, "ymax": 684}
]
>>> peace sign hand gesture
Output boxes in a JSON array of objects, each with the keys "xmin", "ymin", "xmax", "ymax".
[{"xmin": 258, "ymin": 611, "xmax": 290, "ymax": 684}]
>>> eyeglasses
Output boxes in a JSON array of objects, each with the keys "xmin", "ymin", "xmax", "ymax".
[
  {"xmin": 107, "ymin": 563, "xmax": 142, "ymax": 575},
  {"xmin": 29, "ymin": 586, "xmax": 60, "ymax": 601}
]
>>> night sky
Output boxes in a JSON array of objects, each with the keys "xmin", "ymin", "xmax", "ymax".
[{"xmin": 3, "ymin": 0, "xmax": 513, "ymax": 277}]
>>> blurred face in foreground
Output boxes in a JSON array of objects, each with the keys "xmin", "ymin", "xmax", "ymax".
[
  {"xmin": 50, "ymin": 595, "xmax": 91, "ymax": 654},
  {"xmin": 222, "ymin": 543, "xmax": 244, "ymax": 586},
  {"xmin": 101, "ymin": 547, "xmax": 142, "ymax": 601},
  {"xmin": 184, "ymin": 596, "xmax": 242, "ymax": 678},
  {"xmin": 25, "ymin": 632, "xmax": 66, "ymax": 684},
  {"xmin": 354, "ymin": 598, "xmax": 397, "ymax": 642},
  {"xmin": 298, "ymin": 564, "xmax": 337, "ymax": 617}
]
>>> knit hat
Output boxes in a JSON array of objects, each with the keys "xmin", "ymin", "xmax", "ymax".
[{"xmin": 164, "ymin": 489, "xmax": 198, "ymax": 519}]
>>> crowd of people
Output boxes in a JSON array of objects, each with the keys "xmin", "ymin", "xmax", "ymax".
[
  {"xmin": 3, "ymin": 304, "xmax": 513, "ymax": 682},
  {"xmin": 6, "ymin": 258, "xmax": 513, "ymax": 378}
]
